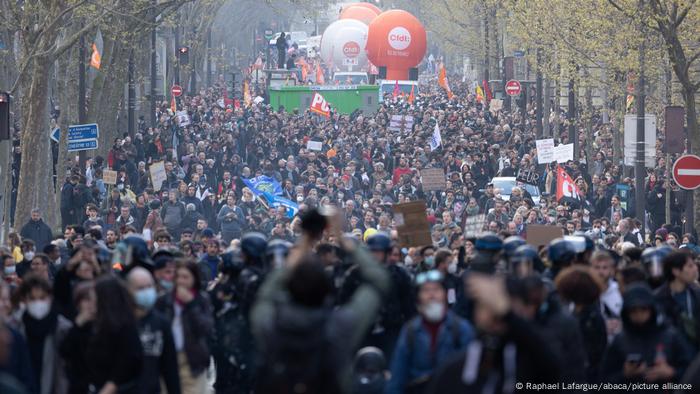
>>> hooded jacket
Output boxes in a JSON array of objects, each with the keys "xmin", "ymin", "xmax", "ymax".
[{"xmin": 600, "ymin": 284, "xmax": 693, "ymax": 387}]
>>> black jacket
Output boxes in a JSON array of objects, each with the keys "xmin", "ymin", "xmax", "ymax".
[
  {"xmin": 20, "ymin": 219, "xmax": 53, "ymax": 252},
  {"xmin": 654, "ymin": 284, "xmax": 700, "ymax": 350},
  {"xmin": 600, "ymin": 285, "xmax": 693, "ymax": 390},
  {"xmin": 155, "ymin": 291, "xmax": 214, "ymax": 375},
  {"xmin": 137, "ymin": 310, "xmax": 181, "ymax": 394},
  {"xmin": 425, "ymin": 312, "xmax": 561, "ymax": 394},
  {"xmin": 532, "ymin": 299, "xmax": 587, "ymax": 382}
]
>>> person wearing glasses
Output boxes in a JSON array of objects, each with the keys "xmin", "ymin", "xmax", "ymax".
[{"xmin": 385, "ymin": 270, "xmax": 474, "ymax": 394}]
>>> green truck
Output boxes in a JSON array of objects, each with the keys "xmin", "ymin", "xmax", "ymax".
[{"xmin": 268, "ymin": 85, "xmax": 380, "ymax": 115}]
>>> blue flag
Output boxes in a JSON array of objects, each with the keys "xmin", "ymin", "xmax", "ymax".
[
  {"xmin": 262, "ymin": 192, "xmax": 299, "ymax": 218},
  {"xmin": 242, "ymin": 175, "xmax": 282, "ymax": 196}
]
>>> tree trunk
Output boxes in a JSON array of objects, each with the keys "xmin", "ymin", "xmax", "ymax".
[
  {"xmin": 15, "ymin": 55, "xmax": 58, "ymax": 230},
  {"xmin": 684, "ymin": 87, "xmax": 700, "ymax": 235},
  {"xmin": 87, "ymin": 36, "xmax": 116, "ymax": 159},
  {"xmin": 56, "ymin": 46, "xmax": 79, "ymax": 207}
]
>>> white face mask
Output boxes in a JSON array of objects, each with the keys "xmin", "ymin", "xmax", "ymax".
[
  {"xmin": 422, "ymin": 301, "xmax": 446, "ymax": 323},
  {"xmin": 405, "ymin": 256, "xmax": 413, "ymax": 266},
  {"xmin": 24, "ymin": 252, "xmax": 35, "ymax": 261},
  {"xmin": 27, "ymin": 300, "xmax": 51, "ymax": 320}
]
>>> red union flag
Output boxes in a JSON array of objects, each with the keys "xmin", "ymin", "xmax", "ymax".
[
  {"xmin": 556, "ymin": 166, "xmax": 582, "ymax": 203},
  {"xmin": 309, "ymin": 92, "xmax": 331, "ymax": 117}
]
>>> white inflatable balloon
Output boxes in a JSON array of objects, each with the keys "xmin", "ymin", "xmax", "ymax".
[{"xmin": 320, "ymin": 19, "xmax": 368, "ymax": 72}]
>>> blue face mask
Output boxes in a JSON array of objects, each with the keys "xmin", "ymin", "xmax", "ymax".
[
  {"xmin": 424, "ymin": 256, "xmax": 435, "ymax": 268},
  {"xmin": 159, "ymin": 280, "xmax": 174, "ymax": 292},
  {"xmin": 134, "ymin": 287, "xmax": 157, "ymax": 310}
]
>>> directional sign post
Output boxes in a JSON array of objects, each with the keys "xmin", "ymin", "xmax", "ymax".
[
  {"xmin": 672, "ymin": 155, "xmax": 700, "ymax": 190},
  {"xmin": 171, "ymin": 85, "xmax": 183, "ymax": 97},
  {"xmin": 50, "ymin": 127, "xmax": 60, "ymax": 143},
  {"xmin": 505, "ymin": 80, "xmax": 522, "ymax": 97},
  {"xmin": 68, "ymin": 123, "xmax": 99, "ymax": 152}
]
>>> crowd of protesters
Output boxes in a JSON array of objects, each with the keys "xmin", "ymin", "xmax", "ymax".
[{"xmin": 0, "ymin": 69, "xmax": 698, "ymax": 394}]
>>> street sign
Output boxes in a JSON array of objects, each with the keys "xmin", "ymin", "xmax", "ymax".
[
  {"xmin": 171, "ymin": 85, "xmax": 183, "ymax": 97},
  {"xmin": 67, "ymin": 123, "xmax": 99, "ymax": 152},
  {"xmin": 50, "ymin": 127, "xmax": 60, "ymax": 143},
  {"xmin": 672, "ymin": 155, "xmax": 700, "ymax": 190},
  {"xmin": 513, "ymin": 50, "xmax": 525, "ymax": 57},
  {"xmin": 264, "ymin": 29, "xmax": 274, "ymax": 40},
  {"xmin": 505, "ymin": 80, "xmax": 521, "ymax": 96}
]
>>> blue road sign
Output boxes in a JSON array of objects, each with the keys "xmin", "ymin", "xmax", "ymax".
[
  {"xmin": 68, "ymin": 123, "xmax": 99, "ymax": 152},
  {"xmin": 50, "ymin": 127, "xmax": 60, "ymax": 143},
  {"xmin": 68, "ymin": 140, "xmax": 98, "ymax": 151},
  {"xmin": 513, "ymin": 50, "xmax": 525, "ymax": 57}
]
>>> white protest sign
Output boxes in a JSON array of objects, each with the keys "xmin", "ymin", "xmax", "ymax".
[
  {"xmin": 175, "ymin": 110, "xmax": 190, "ymax": 127},
  {"xmin": 306, "ymin": 140, "xmax": 323, "ymax": 151},
  {"xmin": 536, "ymin": 138, "xmax": 555, "ymax": 164},
  {"xmin": 149, "ymin": 161, "xmax": 167, "ymax": 192},
  {"xmin": 553, "ymin": 143, "xmax": 574, "ymax": 163}
]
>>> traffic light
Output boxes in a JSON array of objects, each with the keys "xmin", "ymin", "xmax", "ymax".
[
  {"xmin": 178, "ymin": 46, "xmax": 190, "ymax": 65},
  {"xmin": 0, "ymin": 92, "xmax": 9, "ymax": 141}
]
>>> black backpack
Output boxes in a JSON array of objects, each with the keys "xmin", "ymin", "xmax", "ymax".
[{"xmin": 256, "ymin": 304, "xmax": 343, "ymax": 394}]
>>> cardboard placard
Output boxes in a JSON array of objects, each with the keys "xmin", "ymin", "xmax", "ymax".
[
  {"xmin": 306, "ymin": 140, "xmax": 323, "ymax": 151},
  {"xmin": 536, "ymin": 138, "xmax": 554, "ymax": 164},
  {"xmin": 463, "ymin": 214, "xmax": 487, "ymax": 238},
  {"xmin": 489, "ymin": 99, "xmax": 503, "ymax": 113},
  {"xmin": 526, "ymin": 224, "xmax": 563, "ymax": 246},
  {"xmin": 516, "ymin": 168, "xmax": 540, "ymax": 186},
  {"xmin": 149, "ymin": 161, "xmax": 167, "ymax": 192},
  {"xmin": 102, "ymin": 170, "xmax": 118, "ymax": 185},
  {"xmin": 553, "ymin": 143, "xmax": 574, "ymax": 163},
  {"xmin": 421, "ymin": 168, "xmax": 446, "ymax": 191},
  {"xmin": 393, "ymin": 201, "xmax": 431, "ymax": 248}
]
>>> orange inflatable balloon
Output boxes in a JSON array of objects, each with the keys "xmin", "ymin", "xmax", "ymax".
[
  {"xmin": 365, "ymin": 10, "xmax": 427, "ymax": 80},
  {"xmin": 340, "ymin": 5, "xmax": 379, "ymax": 25},
  {"xmin": 342, "ymin": 2, "xmax": 382, "ymax": 15}
]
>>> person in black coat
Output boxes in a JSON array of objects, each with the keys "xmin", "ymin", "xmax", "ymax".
[
  {"xmin": 275, "ymin": 32, "xmax": 287, "ymax": 69},
  {"xmin": 600, "ymin": 284, "xmax": 693, "ymax": 391},
  {"xmin": 510, "ymin": 275, "xmax": 587, "ymax": 382},
  {"xmin": 19, "ymin": 210, "xmax": 53, "ymax": 255},
  {"xmin": 554, "ymin": 266, "xmax": 609, "ymax": 381},
  {"xmin": 425, "ymin": 275, "xmax": 561, "ymax": 393},
  {"xmin": 654, "ymin": 251, "xmax": 700, "ymax": 351},
  {"xmin": 126, "ymin": 267, "xmax": 181, "ymax": 394},
  {"xmin": 63, "ymin": 276, "xmax": 143, "ymax": 394},
  {"xmin": 155, "ymin": 260, "xmax": 214, "ymax": 393},
  {"xmin": 60, "ymin": 176, "xmax": 79, "ymax": 230}
]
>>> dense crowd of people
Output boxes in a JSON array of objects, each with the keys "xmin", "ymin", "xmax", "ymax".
[{"xmin": 0, "ymin": 72, "xmax": 699, "ymax": 394}]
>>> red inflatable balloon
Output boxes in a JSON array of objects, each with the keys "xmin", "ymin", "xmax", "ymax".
[
  {"xmin": 340, "ymin": 5, "xmax": 379, "ymax": 25},
  {"xmin": 366, "ymin": 10, "xmax": 427, "ymax": 80}
]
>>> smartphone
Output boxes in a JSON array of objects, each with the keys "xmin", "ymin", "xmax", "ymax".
[{"xmin": 626, "ymin": 354, "xmax": 642, "ymax": 366}]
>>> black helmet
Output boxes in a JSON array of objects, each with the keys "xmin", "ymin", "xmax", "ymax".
[
  {"xmin": 266, "ymin": 239, "xmax": 293, "ymax": 268},
  {"xmin": 475, "ymin": 233, "xmax": 503, "ymax": 252},
  {"xmin": 353, "ymin": 347, "xmax": 387, "ymax": 393},
  {"xmin": 547, "ymin": 238, "xmax": 576, "ymax": 267},
  {"xmin": 241, "ymin": 232, "xmax": 268, "ymax": 259},
  {"xmin": 122, "ymin": 235, "xmax": 152, "ymax": 267},
  {"xmin": 503, "ymin": 236, "xmax": 526, "ymax": 258},
  {"xmin": 366, "ymin": 232, "xmax": 392, "ymax": 252},
  {"xmin": 641, "ymin": 246, "xmax": 671, "ymax": 279},
  {"xmin": 511, "ymin": 244, "xmax": 544, "ymax": 275},
  {"xmin": 266, "ymin": 239, "xmax": 293, "ymax": 258},
  {"xmin": 572, "ymin": 232, "xmax": 595, "ymax": 253},
  {"xmin": 220, "ymin": 251, "xmax": 243, "ymax": 276}
]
